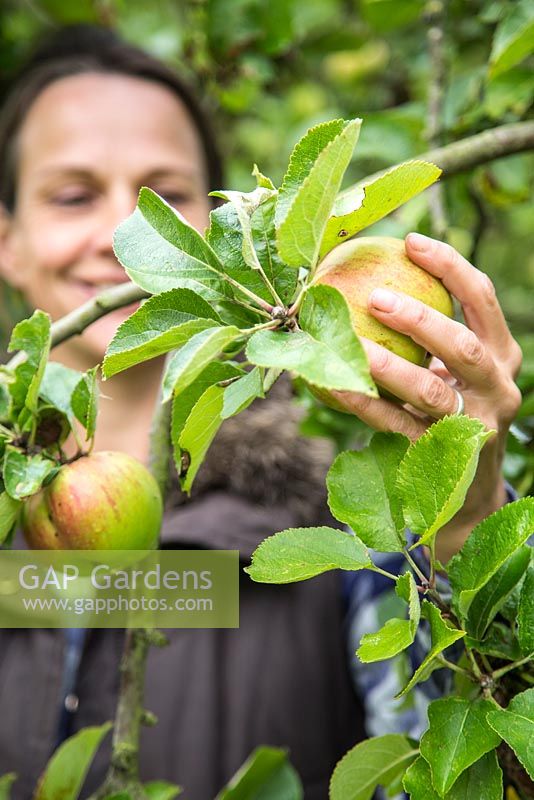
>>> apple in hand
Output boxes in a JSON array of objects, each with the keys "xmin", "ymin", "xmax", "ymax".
[
  {"xmin": 22, "ymin": 451, "xmax": 163, "ymax": 550},
  {"xmin": 309, "ymin": 236, "xmax": 453, "ymax": 408}
]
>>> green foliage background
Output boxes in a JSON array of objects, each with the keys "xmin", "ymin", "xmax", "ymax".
[{"xmin": 0, "ymin": 0, "xmax": 532, "ymax": 492}]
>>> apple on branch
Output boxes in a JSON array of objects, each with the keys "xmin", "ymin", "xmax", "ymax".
[
  {"xmin": 309, "ymin": 236, "xmax": 453, "ymax": 407},
  {"xmin": 22, "ymin": 451, "xmax": 163, "ymax": 550}
]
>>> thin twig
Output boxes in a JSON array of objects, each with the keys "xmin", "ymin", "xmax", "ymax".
[
  {"xmin": 424, "ymin": 0, "xmax": 449, "ymax": 240},
  {"xmin": 403, "ymin": 548, "xmax": 428, "ymax": 584},
  {"xmin": 479, "ymin": 652, "xmax": 494, "ymax": 674},
  {"xmin": 5, "ymin": 282, "xmax": 149, "ymax": 370},
  {"xmin": 287, "ymin": 282, "xmax": 308, "ymax": 317},
  {"xmin": 254, "ymin": 263, "xmax": 286, "ymax": 309},
  {"xmin": 241, "ymin": 318, "xmax": 282, "ymax": 336},
  {"xmin": 371, "ymin": 565, "xmax": 399, "ymax": 582},
  {"xmin": 437, "ymin": 654, "xmax": 475, "ymax": 680},
  {"xmin": 148, "ymin": 352, "xmax": 175, "ymax": 501},
  {"xmin": 92, "ymin": 356, "xmax": 174, "ymax": 798},
  {"xmin": 428, "ymin": 540, "xmax": 437, "ymax": 589},
  {"xmin": 467, "ymin": 181, "xmax": 491, "ymax": 265},
  {"xmin": 492, "ymin": 655, "xmax": 533, "ymax": 680},
  {"xmin": 424, "ymin": 121, "xmax": 534, "ymax": 176},
  {"xmin": 232, "ymin": 296, "xmax": 272, "ymax": 319},
  {"xmin": 465, "ymin": 647, "xmax": 483, "ymax": 679},
  {"xmin": 93, "ymin": 629, "xmax": 151, "ymax": 799},
  {"xmin": 341, "ymin": 121, "xmax": 534, "ymax": 195},
  {"xmin": 223, "ymin": 273, "xmax": 274, "ymax": 313}
]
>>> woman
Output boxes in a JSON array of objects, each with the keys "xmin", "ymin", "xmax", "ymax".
[{"xmin": 0, "ymin": 25, "xmax": 522, "ymax": 798}]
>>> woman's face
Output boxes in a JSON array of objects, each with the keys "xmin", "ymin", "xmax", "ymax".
[{"xmin": 0, "ymin": 72, "xmax": 212, "ymax": 364}]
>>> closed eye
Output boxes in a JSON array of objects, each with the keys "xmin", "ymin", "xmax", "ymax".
[{"xmin": 51, "ymin": 191, "xmax": 94, "ymax": 207}]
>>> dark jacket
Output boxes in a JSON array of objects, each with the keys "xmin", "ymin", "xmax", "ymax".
[{"xmin": 0, "ymin": 379, "xmax": 366, "ymax": 798}]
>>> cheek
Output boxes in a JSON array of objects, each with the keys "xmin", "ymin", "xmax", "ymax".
[
  {"xmin": 13, "ymin": 217, "xmax": 88, "ymax": 303},
  {"xmin": 12, "ymin": 231, "xmax": 79, "ymax": 321},
  {"xmin": 22, "ymin": 225, "xmax": 84, "ymax": 279}
]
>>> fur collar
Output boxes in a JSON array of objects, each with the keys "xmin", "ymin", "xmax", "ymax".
[{"xmin": 167, "ymin": 376, "xmax": 335, "ymax": 527}]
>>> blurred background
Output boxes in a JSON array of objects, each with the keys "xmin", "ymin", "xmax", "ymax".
[{"xmin": 0, "ymin": 0, "xmax": 532, "ymax": 492}]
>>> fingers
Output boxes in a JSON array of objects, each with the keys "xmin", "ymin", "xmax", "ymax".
[
  {"xmin": 330, "ymin": 388, "xmax": 428, "ymax": 440},
  {"xmin": 367, "ymin": 286, "xmax": 499, "ymax": 391},
  {"xmin": 332, "ymin": 234, "xmax": 523, "ymax": 440},
  {"xmin": 404, "ymin": 233, "xmax": 520, "ymax": 368},
  {"xmin": 360, "ymin": 338, "xmax": 463, "ymax": 419}
]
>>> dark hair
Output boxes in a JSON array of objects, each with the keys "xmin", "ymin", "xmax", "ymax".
[{"xmin": 0, "ymin": 24, "xmax": 224, "ymax": 212}]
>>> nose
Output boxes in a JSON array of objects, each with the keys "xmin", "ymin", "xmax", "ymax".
[{"xmin": 92, "ymin": 185, "xmax": 139, "ymax": 256}]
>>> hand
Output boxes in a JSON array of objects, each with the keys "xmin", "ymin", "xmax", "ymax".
[{"xmin": 331, "ymin": 232, "xmax": 523, "ymax": 561}]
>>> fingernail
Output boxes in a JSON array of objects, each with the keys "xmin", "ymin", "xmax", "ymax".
[
  {"xmin": 407, "ymin": 232, "xmax": 432, "ymax": 251},
  {"xmin": 369, "ymin": 288, "xmax": 400, "ymax": 312}
]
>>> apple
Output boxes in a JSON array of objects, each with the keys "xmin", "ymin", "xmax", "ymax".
[
  {"xmin": 308, "ymin": 236, "xmax": 454, "ymax": 408},
  {"xmin": 22, "ymin": 451, "xmax": 163, "ymax": 550}
]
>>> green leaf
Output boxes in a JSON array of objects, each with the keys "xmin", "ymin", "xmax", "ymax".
[
  {"xmin": 215, "ymin": 746, "xmax": 302, "ymax": 800},
  {"xmin": 276, "ymin": 118, "xmax": 362, "ymax": 268},
  {"xmin": 465, "ymin": 622, "xmax": 522, "ymax": 662},
  {"xmin": 0, "ymin": 382, "xmax": 10, "ymax": 421},
  {"xmin": 358, "ymin": 617, "xmax": 414, "ymax": 664},
  {"xmin": 319, "ymin": 161, "xmax": 442, "ymax": 260},
  {"xmin": 2, "ymin": 448, "xmax": 56, "ymax": 500},
  {"xmin": 216, "ymin": 300, "xmax": 262, "ymax": 329},
  {"xmin": 0, "ymin": 492, "xmax": 22, "ymax": 544},
  {"xmin": 518, "ymin": 563, "xmax": 534, "ymax": 656},
  {"xmin": 7, "ymin": 310, "xmax": 51, "ymax": 415},
  {"xmin": 276, "ymin": 119, "xmax": 347, "ymax": 226},
  {"xmin": 210, "ymin": 187, "xmax": 277, "ymax": 272},
  {"xmin": 102, "ymin": 288, "xmax": 221, "ymax": 378},
  {"xmin": 162, "ymin": 326, "xmax": 241, "ymax": 402},
  {"xmin": 207, "ymin": 197, "xmax": 297, "ymax": 308},
  {"xmin": 222, "ymin": 367, "xmax": 264, "ymax": 419},
  {"xmin": 247, "ymin": 286, "xmax": 376, "ymax": 395},
  {"xmin": 113, "ymin": 188, "xmax": 231, "ymax": 302},
  {"xmin": 448, "ymin": 497, "xmax": 534, "ymax": 619},
  {"xmin": 466, "ymin": 545, "xmax": 531, "ymax": 639},
  {"xmin": 396, "ymin": 600, "xmax": 465, "ymax": 698},
  {"xmin": 207, "ymin": 204, "xmax": 274, "ymax": 305},
  {"xmin": 327, "ymin": 432, "xmax": 409, "ymax": 552},
  {"xmin": 171, "ymin": 361, "xmax": 242, "ymax": 470},
  {"xmin": 403, "ymin": 751, "xmax": 503, "ymax": 800},
  {"xmin": 245, "ymin": 526, "xmax": 371, "ymax": 584},
  {"xmin": 40, "ymin": 363, "xmax": 99, "ymax": 441},
  {"xmin": 500, "ymin": 554, "xmax": 531, "ymax": 623},
  {"xmin": 485, "ymin": 66, "xmax": 534, "ymax": 119},
  {"xmin": 489, "ymin": 0, "xmax": 534, "ymax": 78},
  {"xmin": 487, "ymin": 689, "xmax": 534, "ymax": 781},
  {"xmin": 396, "ymin": 416, "xmax": 493, "ymax": 549},
  {"xmin": 251, "ymin": 195, "xmax": 297, "ymax": 305},
  {"xmin": 248, "ymin": 330, "xmax": 365, "ymax": 395},
  {"xmin": 144, "ymin": 781, "xmax": 182, "ymax": 799},
  {"xmin": 419, "ymin": 697, "xmax": 501, "ymax": 795},
  {"xmin": 253, "ymin": 164, "xmax": 275, "ymax": 190},
  {"xmin": 263, "ymin": 367, "xmax": 283, "ymax": 393},
  {"xmin": 103, "ymin": 794, "xmax": 130, "ymax": 800},
  {"xmin": 357, "ymin": 572, "xmax": 420, "ymax": 662},
  {"xmin": 384, "ymin": 771, "xmax": 405, "ymax": 799},
  {"xmin": 298, "ymin": 285, "xmax": 376, "ymax": 392},
  {"xmin": 329, "ymin": 734, "xmax": 418, "ymax": 800},
  {"xmin": 40, "ymin": 363, "xmax": 82, "ymax": 422},
  {"xmin": 34, "ymin": 722, "xmax": 112, "ymax": 800},
  {"xmin": 71, "ymin": 367, "xmax": 99, "ymax": 440},
  {"xmin": 178, "ymin": 384, "xmax": 226, "ymax": 493},
  {"xmin": 0, "ymin": 774, "xmax": 16, "ymax": 800}
]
